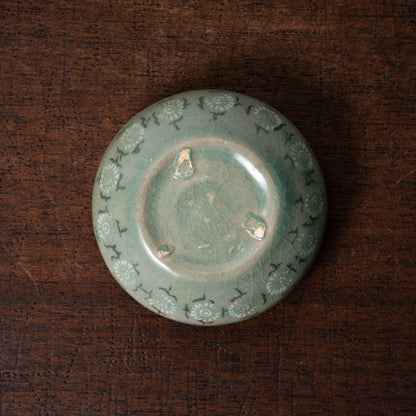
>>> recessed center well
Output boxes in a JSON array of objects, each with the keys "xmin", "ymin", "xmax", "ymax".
[
  {"xmin": 176, "ymin": 179, "xmax": 237, "ymax": 265},
  {"xmin": 137, "ymin": 138, "xmax": 279, "ymax": 281}
]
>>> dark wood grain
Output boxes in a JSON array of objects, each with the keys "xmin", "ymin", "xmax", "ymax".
[{"xmin": 1, "ymin": 1, "xmax": 415, "ymax": 414}]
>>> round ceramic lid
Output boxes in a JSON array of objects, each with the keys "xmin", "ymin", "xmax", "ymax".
[{"xmin": 92, "ymin": 90, "xmax": 327, "ymax": 326}]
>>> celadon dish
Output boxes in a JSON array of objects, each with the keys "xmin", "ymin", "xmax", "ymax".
[{"xmin": 92, "ymin": 90, "xmax": 327, "ymax": 325}]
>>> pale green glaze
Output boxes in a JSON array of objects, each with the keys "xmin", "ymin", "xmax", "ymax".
[{"xmin": 92, "ymin": 90, "xmax": 327, "ymax": 325}]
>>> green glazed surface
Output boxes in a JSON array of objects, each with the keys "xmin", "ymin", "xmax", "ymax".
[{"xmin": 92, "ymin": 90, "xmax": 327, "ymax": 325}]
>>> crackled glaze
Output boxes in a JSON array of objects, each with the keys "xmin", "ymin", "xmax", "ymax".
[{"xmin": 92, "ymin": 90, "xmax": 327, "ymax": 326}]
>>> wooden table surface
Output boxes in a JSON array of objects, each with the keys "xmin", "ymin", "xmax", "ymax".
[{"xmin": 1, "ymin": 1, "xmax": 415, "ymax": 414}]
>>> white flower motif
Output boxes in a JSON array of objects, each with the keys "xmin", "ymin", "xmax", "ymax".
[
  {"xmin": 119, "ymin": 123, "xmax": 144, "ymax": 152},
  {"xmin": 304, "ymin": 185, "xmax": 324, "ymax": 218},
  {"xmin": 228, "ymin": 301, "xmax": 256, "ymax": 318},
  {"xmin": 295, "ymin": 232, "xmax": 318, "ymax": 258},
  {"xmin": 99, "ymin": 163, "xmax": 120, "ymax": 196},
  {"xmin": 266, "ymin": 267, "xmax": 293, "ymax": 296},
  {"xmin": 190, "ymin": 301, "xmax": 220, "ymax": 323},
  {"xmin": 288, "ymin": 141, "xmax": 313, "ymax": 173},
  {"xmin": 253, "ymin": 105, "xmax": 282, "ymax": 131},
  {"xmin": 96, "ymin": 212, "xmax": 114, "ymax": 241},
  {"xmin": 203, "ymin": 92, "xmax": 236, "ymax": 112},
  {"xmin": 155, "ymin": 98, "xmax": 185, "ymax": 123},
  {"xmin": 149, "ymin": 293, "xmax": 177, "ymax": 315},
  {"xmin": 113, "ymin": 259, "xmax": 137, "ymax": 288}
]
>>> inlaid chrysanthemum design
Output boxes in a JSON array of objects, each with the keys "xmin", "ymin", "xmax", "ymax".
[
  {"xmin": 304, "ymin": 184, "xmax": 324, "ymax": 218},
  {"xmin": 228, "ymin": 300, "xmax": 257, "ymax": 319},
  {"xmin": 288, "ymin": 141, "xmax": 314, "ymax": 173},
  {"xmin": 119, "ymin": 123, "xmax": 145, "ymax": 153},
  {"xmin": 266, "ymin": 266, "xmax": 294, "ymax": 296},
  {"xmin": 252, "ymin": 105, "xmax": 282, "ymax": 133},
  {"xmin": 113, "ymin": 259, "xmax": 138, "ymax": 288},
  {"xmin": 96, "ymin": 212, "xmax": 117, "ymax": 242},
  {"xmin": 99, "ymin": 163, "xmax": 120, "ymax": 196},
  {"xmin": 198, "ymin": 92, "xmax": 239, "ymax": 120},
  {"xmin": 190, "ymin": 301, "xmax": 221, "ymax": 323},
  {"xmin": 149, "ymin": 293, "xmax": 177, "ymax": 315},
  {"xmin": 153, "ymin": 98, "xmax": 187, "ymax": 129},
  {"xmin": 295, "ymin": 232, "xmax": 319, "ymax": 258}
]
